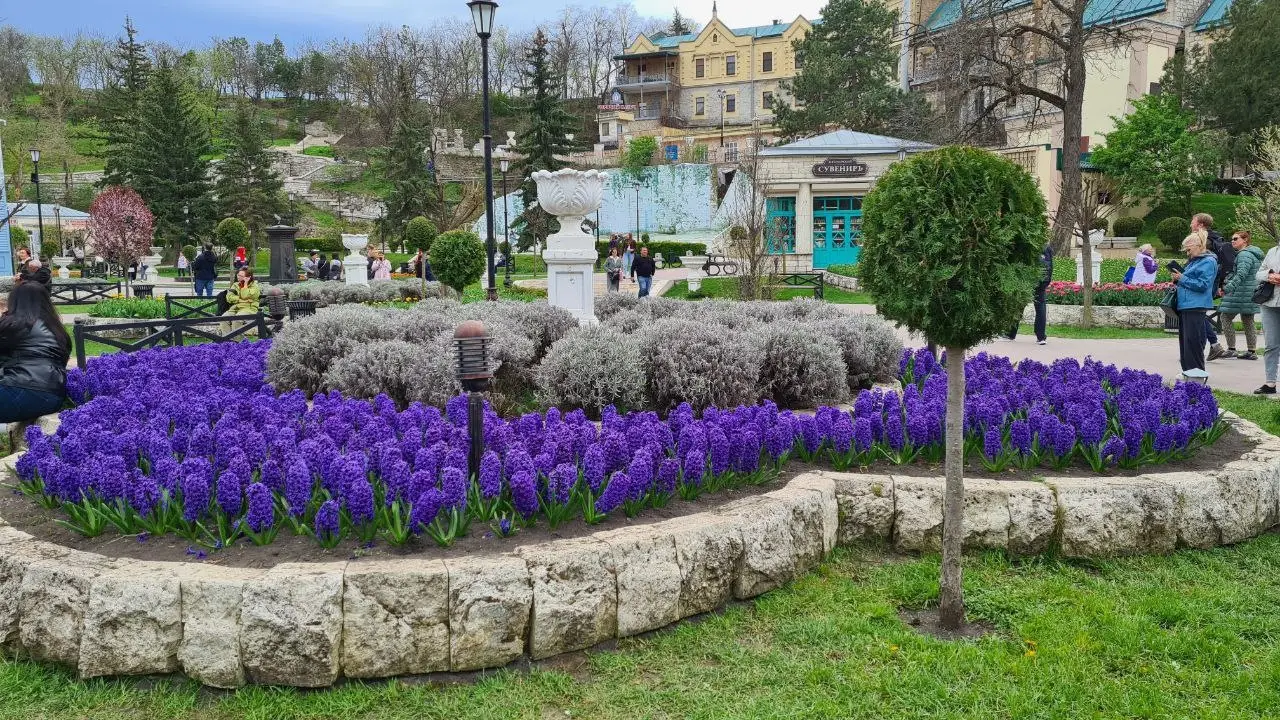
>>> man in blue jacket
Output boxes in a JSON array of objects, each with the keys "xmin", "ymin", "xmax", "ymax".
[
  {"xmin": 191, "ymin": 244, "xmax": 218, "ymax": 297},
  {"xmin": 1172, "ymin": 232, "xmax": 1219, "ymax": 373}
]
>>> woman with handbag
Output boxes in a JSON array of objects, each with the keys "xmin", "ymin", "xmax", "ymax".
[
  {"xmin": 1253, "ymin": 239, "xmax": 1280, "ymax": 394},
  {"xmin": 1170, "ymin": 231, "xmax": 1218, "ymax": 373},
  {"xmin": 604, "ymin": 246, "xmax": 623, "ymax": 292},
  {"xmin": 1219, "ymin": 231, "xmax": 1263, "ymax": 360}
]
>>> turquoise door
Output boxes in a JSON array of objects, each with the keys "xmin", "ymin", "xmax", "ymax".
[
  {"xmin": 765, "ymin": 197, "xmax": 797, "ymax": 254},
  {"xmin": 812, "ymin": 196, "xmax": 863, "ymax": 269}
]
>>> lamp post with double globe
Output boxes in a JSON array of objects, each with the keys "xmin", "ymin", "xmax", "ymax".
[
  {"xmin": 29, "ymin": 149, "xmax": 45, "ymax": 252},
  {"xmin": 468, "ymin": 0, "xmax": 500, "ymax": 301}
]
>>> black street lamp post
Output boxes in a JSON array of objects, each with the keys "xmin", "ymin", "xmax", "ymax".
[
  {"xmin": 500, "ymin": 156, "xmax": 512, "ymax": 288},
  {"xmin": 469, "ymin": 0, "xmax": 500, "ymax": 302},
  {"xmin": 29, "ymin": 149, "xmax": 44, "ymax": 252}
]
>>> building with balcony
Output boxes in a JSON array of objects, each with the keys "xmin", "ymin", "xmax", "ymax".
[{"xmin": 596, "ymin": 5, "xmax": 813, "ymax": 163}]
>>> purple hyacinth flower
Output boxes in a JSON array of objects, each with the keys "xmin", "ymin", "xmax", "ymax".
[
  {"xmin": 1009, "ymin": 419, "xmax": 1032, "ymax": 455},
  {"xmin": 657, "ymin": 458, "xmax": 680, "ymax": 495},
  {"xmin": 765, "ymin": 422, "xmax": 792, "ymax": 460},
  {"xmin": 314, "ymin": 499, "xmax": 341, "ymax": 540},
  {"xmin": 709, "ymin": 427, "xmax": 731, "ymax": 475},
  {"xmin": 595, "ymin": 471, "xmax": 630, "ymax": 515},
  {"xmin": 216, "ymin": 467, "xmax": 246, "ymax": 516},
  {"xmin": 479, "ymin": 451, "xmax": 503, "ymax": 500},
  {"xmin": 797, "ymin": 416, "xmax": 821, "ymax": 453},
  {"xmin": 983, "ymin": 427, "xmax": 1003, "ymax": 461},
  {"xmin": 853, "ymin": 417, "xmax": 874, "ymax": 453},
  {"xmin": 683, "ymin": 450, "xmax": 705, "ymax": 487},
  {"xmin": 181, "ymin": 472, "xmax": 210, "ymax": 523},
  {"xmin": 1078, "ymin": 411, "xmax": 1107, "ymax": 446},
  {"xmin": 583, "ymin": 444, "xmax": 607, "ymax": 492},
  {"xmin": 440, "ymin": 467, "xmax": 468, "ymax": 511},
  {"xmin": 284, "ymin": 461, "xmax": 312, "ymax": 517},
  {"xmin": 245, "ymin": 482, "xmax": 275, "ymax": 532},
  {"xmin": 510, "ymin": 470, "xmax": 539, "ymax": 518},
  {"xmin": 131, "ymin": 473, "xmax": 162, "ymax": 518},
  {"xmin": 1053, "ymin": 422, "xmax": 1077, "ymax": 458},
  {"xmin": 346, "ymin": 475, "xmax": 376, "ymax": 525},
  {"xmin": 1102, "ymin": 436, "xmax": 1127, "ymax": 464},
  {"xmin": 548, "ymin": 463, "xmax": 576, "ymax": 506}
]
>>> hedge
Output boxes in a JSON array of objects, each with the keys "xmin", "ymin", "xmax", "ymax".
[{"xmin": 594, "ymin": 241, "xmax": 707, "ymax": 265}]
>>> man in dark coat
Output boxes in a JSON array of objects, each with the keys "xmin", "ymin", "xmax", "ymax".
[
  {"xmin": 1007, "ymin": 244, "xmax": 1052, "ymax": 344},
  {"xmin": 191, "ymin": 244, "xmax": 218, "ymax": 298}
]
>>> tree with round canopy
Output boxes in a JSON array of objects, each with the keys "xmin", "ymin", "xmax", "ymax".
[{"xmin": 859, "ymin": 146, "xmax": 1048, "ymax": 630}]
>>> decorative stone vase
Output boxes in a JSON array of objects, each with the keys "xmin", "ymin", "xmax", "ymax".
[
  {"xmin": 52, "ymin": 256, "xmax": 72, "ymax": 280},
  {"xmin": 1074, "ymin": 251, "xmax": 1103, "ymax": 286},
  {"xmin": 684, "ymin": 253, "xmax": 708, "ymax": 292},
  {"xmin": 341, "ymin": 234, "xmax": 369, "ymax": 286},
  {"xmin": 533, "ymin": 169, "xmax": 608, "ymax": 324}
]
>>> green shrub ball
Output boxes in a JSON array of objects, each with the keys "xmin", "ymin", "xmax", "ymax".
[
  {"xmin": 430, "ymin": 230, "xmax": 487, "ymax": 294},
  {"xmin": 1157, "ymin": 216, "xmax": 1189, "ymax": 251}
]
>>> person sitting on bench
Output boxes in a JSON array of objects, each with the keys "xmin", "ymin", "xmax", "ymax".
[{"xmin": 0, "ymin": 283, "xmax": 69, "ymax": 423}]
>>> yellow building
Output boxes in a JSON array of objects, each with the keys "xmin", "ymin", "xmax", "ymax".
[{"xmin": 595, "ymin": 5, "xmax": 812, "ymax": 163}]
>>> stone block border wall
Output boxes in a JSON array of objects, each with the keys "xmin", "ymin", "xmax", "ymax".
[{"xmin": 0, "ymin": 414, "xmax": 1277, "ymax": 688}]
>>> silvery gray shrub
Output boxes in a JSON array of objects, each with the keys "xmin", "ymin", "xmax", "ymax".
[
  {"xmin": 594, "ymin": 293, "xmax": 639, "ymax": 320},
  {"xmin": 322, "ymin": 339, "xmax": 459, "ymax": 409},
  {"xmin": 816, "ymin": 315, "xmax": 904, "ymax": 389},
  {"xmin": 757, "ymin": 321, "xmax": 850, "ymax": 408},
  {"xmin": 535, "ymin": 324, "xmax": 645, "ymax": 417},
  {"xmin": 266, "ymin": 305, "xmax": 400, "ymax": 395},
  {"xmin": 636, "ymin": 317, "xmax": 765, "ymax": 412}
]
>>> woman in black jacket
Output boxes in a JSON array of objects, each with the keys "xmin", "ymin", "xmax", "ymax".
[{"xmin": 0, "ymin": 283, "xmax": 70, "ymax": 422}]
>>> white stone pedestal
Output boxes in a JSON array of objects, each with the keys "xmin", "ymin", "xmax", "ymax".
[
  {"xmin": 52, "ymin": 256, "xmax": 72, "ymax": 280},
  {"xmin": 1075, "ymin": 251, "xmax": 1103, "ymax": 286},
  {"xmin": 684, "ymin": 253, "xmax": 708, "ymax": 292},
  {"xmin": 534, "ymin": 169, "xmax": 609, "ymax": 325},
  {"xmin": 341, "ymin": 234, "xmax": 369, "ymax": 286}
]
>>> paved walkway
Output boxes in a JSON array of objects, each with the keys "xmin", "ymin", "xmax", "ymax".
[
  {"xmin": 833, "ymin": 303, "xmax": 1269, "ymax": 396},
  {"xmin": 515, "ymin": 268, "xmax": 686, "ymax": 298}
]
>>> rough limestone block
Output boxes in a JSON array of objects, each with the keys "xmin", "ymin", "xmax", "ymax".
[
  {"xmin": 892, "ymin": 478, "xmax": 945, "ymax": 551},
  {"xmin": 1159, "ymin": 469, "xmax": 1279, "ymax": 549},
  {"xmin": 446, "ymin": 555, "xmax": 532, "ymax": 672},
  {"xmin": 658, "ymin": 514, "xmax": 744, "ymax": 618},
  {"xmin": 593, "ymin": 526, "xmax": 681, "ymax": 637},
  {"xmin": 178, "ymin": 565, "xmax": 262, "ymax": 689},
  {"xmin": 1006, "ymin": 482, "xmax": 1058, "ymax": 555},
  {"xmin": 342, "ymin": 559, "xmax": 450, "ymax": 678},
  {"xmin": 18, "ymin": 551, "xmax": 117, "ymax": 666},
  {"xmin": 79, "ymin": 562, "xmax": 183, "ymax": 678},
  {"xmin": 828, "ymin": 473, "xmax": 895, "ymax": 545},
  {"xmin": 764, "ymin": 484, "xmax": 830, "ymax": 573},
  {"xmin": 516, "ymin": 539, "xmax": 617, "ymax": 658},
  {"xmin": 240, "ymin": 562, "xmax": 345, "ymax": 687},
  {"xmin": 0, "ymin": 539, "xmax": 67, "ymax": 655},
  {"xmin": 785, "ymin": 473, "xmax": 839, "ymax": 555},
  {"xmin": 1048, "ymin": 478, "xmax": 1177, "ymax": 557},
  {"xmin": 892, "ymin": 478, "xmax": 1014, "ymax": 552},
  {"xmin": 715, "ymin": 496, "xmax": 797, "ymax": 599}
]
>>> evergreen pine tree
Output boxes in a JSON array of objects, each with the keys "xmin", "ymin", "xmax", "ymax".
[
  {"xmin": 131, "ymin": 57, "xmax": 215, "ymax": 248},
  {"xmin": 216, "ymin": 101, "xmax": 285, "ymax": 248},
  {"xmin": 669, "ymin": 9, "xmax": 695, "ymax": 35},
  {"xmin": 512, "ymin": 30, "xmax": 577, "ymax": 250},
  {"xmin": 100, "ymin": 17, "xmax": 152, "ymax": 187},
  {"xmin": 383, "ymin": 67, "xmax": 438, "ymax": 240}
]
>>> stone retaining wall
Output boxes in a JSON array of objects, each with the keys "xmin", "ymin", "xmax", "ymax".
[
  {"xmin": 0, "ymin": 415, "xmax": 1276, "ymax": 687},
  {"xmin": 1027, "ymin": 304, "xmax": 1167, "ymax": 329}
]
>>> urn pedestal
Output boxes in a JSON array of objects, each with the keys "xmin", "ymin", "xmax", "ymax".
[
  {"xmin": 684, "ymin": 253, "xmax": 708, "ymax": 292},
  {"xmin": 52, "ymin": 256, "xmax": 72, "ymax": 280},
  {"xmin": 341, "ymin": 234, "xmax": 369, "ymax": 286},
  {"xmin": 533, "ymin": 169, "xmax": 609, "ymax": 324}
]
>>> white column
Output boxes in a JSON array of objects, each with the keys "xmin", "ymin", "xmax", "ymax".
[{"xmin": 795, "ymin": 182, "xmax": 814, "ymax": 270}]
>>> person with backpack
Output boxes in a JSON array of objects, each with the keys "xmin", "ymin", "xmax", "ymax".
[
  {"xmin": 191, "ymin": 244, "xmax": 218, "ymax": 298},
  {"xmin": 1193, "ymin": 213, "xmax": 1235, "ymax": 361}
]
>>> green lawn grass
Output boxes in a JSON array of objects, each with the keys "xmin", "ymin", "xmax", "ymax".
[
  {"xmin": 1019, "ymin": 324, "xmax": 1171, "ymax": 340},
  {"xmin": 664, "ymin": 278, "xmax": 875, "ymax": 304},
  {"xmin": 1214, "ymin": 390, "xmax": 1280, "ymax": 434}
]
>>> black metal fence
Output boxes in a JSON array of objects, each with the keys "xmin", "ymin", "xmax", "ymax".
[
  {"xmin": 72, "ymin": 315, "xmax": 272, "ymax": 368},
  {"xmin": 50, "ymin": 282, "xmax": 121, "ymax": 305},
  {"xmin": 768, "ymin": 272, "xmax": 825, "ymax": 300}
]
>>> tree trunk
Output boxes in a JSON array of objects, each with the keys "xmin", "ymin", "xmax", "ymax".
[
  {"xmin": 1055, "ymin": 33, "xmax": 1088, "ymax": 262},
  {"xmin": 939, "ymin": 344, "xmax": 967, "ymax": 630},
  {"xmin": 1080, "ymin": 229, "xmax": 1095, "ymax": 328}
]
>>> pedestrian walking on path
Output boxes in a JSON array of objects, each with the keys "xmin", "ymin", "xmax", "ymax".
[
  {"xmin": 1008, "ymin": 244, "xmax": 1052, "ymax": 344},
  {"xmin": 605, "ymin": 247, "xmax": 623, "ymax": 293},
  {"xmin": 1220, "ymin": 230, "xmax": 1262, "ymax": 360},
  {"xmin": 1254, "ymin": 242, "xmax": 1280, "ymax": 394},
  {"xmin": 633, "ymin": 246, "xmax": 656, "ymax": 298}
]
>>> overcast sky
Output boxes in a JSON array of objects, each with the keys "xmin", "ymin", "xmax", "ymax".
[{"xmin": 6, "ymin": 1, "xmax": 826, "ymax": 46}]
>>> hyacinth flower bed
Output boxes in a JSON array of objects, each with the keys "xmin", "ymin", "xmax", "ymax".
[
  {"xmin": 9, "ymin": 342, "xmax": 1224, "ymax": 551},
  {"xmin": 1044, "ymin": 280, "xmax": 1174, "ymax": 306}
]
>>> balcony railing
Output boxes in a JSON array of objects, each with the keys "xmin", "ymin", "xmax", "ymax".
[
  {"xmin": 636, "ymin": 103, "xmax": 662, "ymax": 120},
  {"xmin": 615, "ymin": 72, "xmax": 674, "ymax": 87}
]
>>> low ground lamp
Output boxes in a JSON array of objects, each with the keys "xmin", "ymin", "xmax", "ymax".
[{"xmin": 454, "ymin": 320, "xmax": 493, "ymax": 480}]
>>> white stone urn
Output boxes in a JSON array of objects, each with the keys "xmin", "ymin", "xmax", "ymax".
[
  {"xmin": 52, "ymin": 256, "xmax": 72, "ymax": 280},
  {"xmin": 141, "ymin": 253, "xmax": 163, "ymax": 281},
  {"xmin": 684, "ymin": 252, "xmax": 708, "ymax": 292},
  {"xmin": 533, "ymin": 169, "xmax": 609, "ymax": 323},
  {"xmin": 1075, "ymin": 251, "xmax": 1103, "ymax": 287},
  {"xmin": 341, "ymin": 234, "xmax": 369, "ymax": 286}
]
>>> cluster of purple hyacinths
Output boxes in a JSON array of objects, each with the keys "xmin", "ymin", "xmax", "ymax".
[{"xmin": 12, "ymin": 342, "xmax": 1223, "ymax": 550}]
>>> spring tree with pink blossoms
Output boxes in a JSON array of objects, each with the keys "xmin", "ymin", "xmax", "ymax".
[{"xmin": 89, "ymin": 186, "xmax": 155, "ymax": 287}]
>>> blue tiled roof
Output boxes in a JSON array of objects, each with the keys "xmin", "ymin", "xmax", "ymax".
[
  {"xmin": 635, "ymin": 20, "xmax": 797, "ymax": 52},
  {"xmin": 652, "ymin": 32, "xmax": 698, "ymax": 49},
  {"xmin": 1195, "ymin": 0, "xmax": 1233, "ymax": 30},
  {"xmin": 10, "ymin": 203, "xmax": 89, "ymax": 220},
  {"xmin": 926, "ymin": 0, "xmax": 1165, "ymax": 31}
]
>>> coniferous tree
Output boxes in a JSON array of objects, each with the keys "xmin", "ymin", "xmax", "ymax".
[
  {"xmin": 100, "ymin": 18, "xmax": 152, "ymax": 187},
  {"xmin": 383, "ymin": 67, "xmax": 438, "ymax": 240},
  {"xmin": 216, "ymin": 101, "xmax": 285, "ymax": 249},
  {"xmin": 512, "ymin": 30, "xmax": 577, "ymax": 250},
  {"xmin": 669, "ymin": 9, "xmax": 696, "ymax": 35},
  {"xmin": 131, "ymin": 57, "xmax": 215, "ymax": 247}
]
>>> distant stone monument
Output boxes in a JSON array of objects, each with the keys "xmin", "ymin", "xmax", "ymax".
[{"xmin": 533, "ymin": 169, "xmax": 608, "ymax": 324}]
